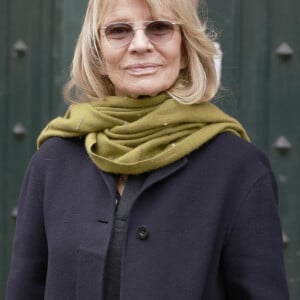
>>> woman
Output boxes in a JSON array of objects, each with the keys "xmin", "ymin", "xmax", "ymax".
[{"xmin": 6, "ymin": 0, "xmax": 289, "ymax": 299}]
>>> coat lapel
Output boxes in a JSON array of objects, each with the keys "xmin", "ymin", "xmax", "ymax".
[{"xmin": 140, "ymin": 156, "xmax": 188, "ymax": 196}]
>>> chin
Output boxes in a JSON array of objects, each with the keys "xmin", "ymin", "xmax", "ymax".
[
  {"xmin": 131, "ymin": 91, "xmax": 161, "ymax": 98},
  {"xmin": 126, "ymin": 86, "xmax": 169, "ymax": 98},
  {"xmin": 115, "ymin": 80, "xmax": 171, "ymax": 98}
]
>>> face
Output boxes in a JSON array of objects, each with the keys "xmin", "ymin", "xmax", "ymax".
[
  {"xmin": 100, "ymin": 0, "xmax": 183, "ymax": 98},
  {"xmin": 191, "ymin": 0, "xmax": 199, "ymax": 8}
]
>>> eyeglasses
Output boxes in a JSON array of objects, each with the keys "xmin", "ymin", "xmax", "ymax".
[{"xmin": 101, "ymin": 20, "xmax": 181, "ymax": 48}]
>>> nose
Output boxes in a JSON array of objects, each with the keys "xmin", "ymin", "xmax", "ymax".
[{"xmin": 128, "ymin": 29, "xmax": 154, "ymax": 52}]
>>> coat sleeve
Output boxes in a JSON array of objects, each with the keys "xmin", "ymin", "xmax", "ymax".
[
  {"xmin": 5, "ymin": 158, "xmax": 47, "ymax": 300},
  {"xmin": 222, "ymin": 171, "xmax": 290, "ymax": 299}
]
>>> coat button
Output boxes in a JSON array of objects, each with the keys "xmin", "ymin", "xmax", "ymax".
[{"xmin": 136, "ymin": 226, "xmax": 149, "ymax": 240}]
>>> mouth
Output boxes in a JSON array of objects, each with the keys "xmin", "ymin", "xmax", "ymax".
[{"xmin": 125, "ymin": 64, "xmax": 160, "ymax": 76}]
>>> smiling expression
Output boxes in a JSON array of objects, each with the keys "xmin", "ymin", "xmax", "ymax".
[{"xmin": 100, "ymin": 0, "xmax": 184, "ymax": 98}]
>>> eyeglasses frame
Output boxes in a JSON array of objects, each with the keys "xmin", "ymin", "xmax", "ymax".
[{"xmin": 100, "ymin": 20, "xmax": 181, "ymax": 48}]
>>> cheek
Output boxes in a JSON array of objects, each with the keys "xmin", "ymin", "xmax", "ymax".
[
  {"xmin": 103, "ymin": 55, "xmax": 120, "ymax": 74},
  {"xmin": 168, "ymin": 49, "xmax": 184, "ymax": 76},
  {"xmin": 170, "ymin": 33, "xmax": 184, "ymax": 70},
  {"xmin": 100, "ymin": 42, "xmax": 123, "ymax": 75}
]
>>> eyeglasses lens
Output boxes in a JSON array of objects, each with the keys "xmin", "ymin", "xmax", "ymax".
[{"xmin": 104, "ymin": 21, "xmax": 175, "ymax": 48}]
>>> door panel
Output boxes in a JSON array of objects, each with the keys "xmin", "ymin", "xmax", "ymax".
[
  {"xmin": 268, "ymin": 0, "xmax": 300, "ymax": 298},
  {"xmin": 0, "ymin": 0, "xmax": 54, "ymax": 297},
  {"xmin": 207, "ymin": 0, "xmax": 300, "ymax": 298},
  {"xmin": 0, "ymin": 0, "xmax": 10, "ymax": 296},
  {"xmin": 0, "ymin": 0, "xmax": 86, "ymax": 298}
]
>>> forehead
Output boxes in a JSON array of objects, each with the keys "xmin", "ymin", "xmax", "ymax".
[
  {"xmin": 100, "ymin": 0, "xmax": 174, "ymax": 23},
  {"xmin": 105, "ymin": 0, "xmax": 150, "ymax": 20}
]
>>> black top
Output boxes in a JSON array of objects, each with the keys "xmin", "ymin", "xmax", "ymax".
[{"xmin": 104, "ymin": 175, "xmax": 146, "ymax": 300}]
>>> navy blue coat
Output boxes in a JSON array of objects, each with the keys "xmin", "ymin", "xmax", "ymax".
[{"xmin": 6, "ymin": 133, "xmax": 289, "ymax": 299}]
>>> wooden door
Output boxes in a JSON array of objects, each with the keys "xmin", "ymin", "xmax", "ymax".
[
  {"xmin": 206, "ymin": 0, "xmax": 300, "ymax": 298},
  {"xmin": 0, "ymin": 0, "xmax": 86, "ymax": 297}
]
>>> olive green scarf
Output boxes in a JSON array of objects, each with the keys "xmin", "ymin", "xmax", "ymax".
[{"xmin": 37, "ymin": 93, "xmax": 249, "ymax": 174}]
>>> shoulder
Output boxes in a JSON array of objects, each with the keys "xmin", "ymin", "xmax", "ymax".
[
  {"xmin": 188, "ymin": 132, "xmax": 273, "ymax": 187},
  {"xmin": 204, "ymin": 132, "xmax": 270, "ymax": 166},
  {"xmin": 27, "ymin": 137, "xmax": 87, "ymax": 175},
  {"xmin": 200, "ymin": 132, "xmax": 269, "ymax": 165},
  {"xmin": 33, "ymin": 137, "xmax": 85, "ymax": 161}
]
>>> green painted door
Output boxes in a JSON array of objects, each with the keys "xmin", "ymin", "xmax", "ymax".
[
  {"xmin": 268, "ymin": 0, "xmax": 300, "ymax": 297},
  {"xmin": 0, "ymin": 0, "xmax": 56, "ymax": 297},
  {"xmin": 0, "ymin": 0, "xmax": 87, "ymax": 298},
  {"xmin": 207, "ymin": 0, "xmax": 300, "ymax": 298}
]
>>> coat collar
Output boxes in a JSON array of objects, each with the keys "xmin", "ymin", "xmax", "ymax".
[
  {"xmin": 141, "ymin": 156, "xmax": 188, "ymax": 194},
  {"xmin": 96, "ymin": 156, "xmax": 188, "ymax": 222},
  {"xmin": 99, "ymin": 156, "xmax": 188, "ymax": 198}
]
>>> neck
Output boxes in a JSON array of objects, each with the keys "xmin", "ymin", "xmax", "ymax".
[{"xmin": 117, "ymin": 174, "xmax": 128, "ymax": 195}]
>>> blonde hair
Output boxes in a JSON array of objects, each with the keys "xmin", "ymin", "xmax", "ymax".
[{"xmin": 64, "ymin": 0, "xmax": 218, "ymax": 104}]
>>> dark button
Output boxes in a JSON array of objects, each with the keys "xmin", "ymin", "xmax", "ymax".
[{"xmin": 136, "ymin": 226, "xmax": 149, "ymax": 240}]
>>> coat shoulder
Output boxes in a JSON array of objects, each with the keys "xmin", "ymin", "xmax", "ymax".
[
  {"xmin": 33, "ymin": 137, "xmax": 85, "ymax": 161},
  {"xmin": 26, "ymin": 137, "xmax": 87, "ymax": 176},
  {"xmin": 187, "ymin": 132, "xmax": 274, "ymax": 188},
  {"xmin": 199, "ymin": 132, "xmax": 271, "ymax": 169}
]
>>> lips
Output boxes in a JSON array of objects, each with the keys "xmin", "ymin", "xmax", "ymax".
[{"xmin": 125, "ymin": 64, "xmax": 160, "ymax": 75}]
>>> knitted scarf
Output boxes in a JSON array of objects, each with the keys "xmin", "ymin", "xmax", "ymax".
[{"xmin": 37, "ymin": 93, "xmax": 250, "ymax": 174}]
